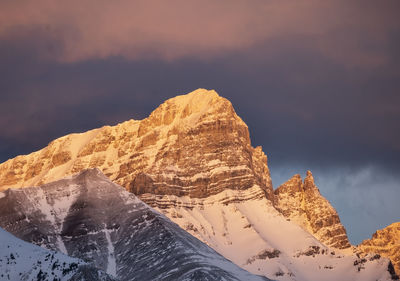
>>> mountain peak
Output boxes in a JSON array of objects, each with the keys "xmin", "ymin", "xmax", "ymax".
[
  {"xmin": 304, "ymin": 170, "xmax": 317, "ymax": 191},
  {"xmin": 275, "ymin": 171, "xmax": 351, "ymax": 249},
  {"xmin": 0, "ymin": 89, "xmax": 272, "ymax": 202},
  {"xmin": 274, "ymin": 174, "xmax": 302, "ymax": 195},
  {"xmin": 143, "ymin": 88, "xmax": 241, "ymax": 130},
  {"xmin": 160, "ymin": 88, "xmax": 222, "ymax": 112},
  {"xmin": 70, "ymin": 167, "xmax": 112, "ymax": 184},
  {"xmin": 180, "ymin": 88, "xmax": 219, "ymax": 98}
]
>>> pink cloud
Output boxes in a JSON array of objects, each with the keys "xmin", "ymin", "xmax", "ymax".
[{"xmin": 0, "ymin": 0, "xmax": 398, "ymax": 66}]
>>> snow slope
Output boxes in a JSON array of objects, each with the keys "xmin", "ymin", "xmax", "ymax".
[
  {"xmin": 0, "ymin": 169, "xmax": 270, "ymax": 281},
  {"xmin": 0, "ymin": 227, "xmax": 113, "ymax": 281},
  {"xmin": 148, "ymin": 187, "xmax": 394, "ymax": 281}
]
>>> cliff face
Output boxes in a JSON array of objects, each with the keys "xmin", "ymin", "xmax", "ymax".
[
  {"xmin": 358, "ymin": 222, "xmax": 400, "ymax": 277},
  {"xmin": 0, "ymin": 89, "xmax": 273, "ymax": 202},
  {"xmin": 274, "ymin": 171, "xmax": 351, "ymax": 249}
]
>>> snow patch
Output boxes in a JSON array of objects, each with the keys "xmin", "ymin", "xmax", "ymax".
[{"xmin": 104, "ymin": 228, "xmax": 117, "ymax": 277}]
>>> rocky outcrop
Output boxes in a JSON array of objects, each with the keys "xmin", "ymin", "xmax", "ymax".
[
  {"xmin": 358, "ymin": 222, "xmax": 400, "ymax": 277},
  {"xmin": 0, "ymin": 89, "xmax": 273, "ymax": 205},
  {"xmin": 274, "ymin": 171, "xmax": 351, "ymax": 249}
]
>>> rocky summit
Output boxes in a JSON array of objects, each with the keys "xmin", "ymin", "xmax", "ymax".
[
  {"xmin": 0, "ymin": 89, "xmax": 273, "ymax": 203},
  {"xmin": 274, "ymin": 171, "xmax": 351, "ymax": 249}
]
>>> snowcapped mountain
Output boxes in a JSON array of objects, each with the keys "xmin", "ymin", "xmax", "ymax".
[
  {"xmin": 0, "ymin": 226, "xmax": 113, "ymax": 281},
  {"xmin": 0, "ymin": 168, "xmax": 270, "ymax": 281},
  {"xmin": 0, "ymin": 88, "xmax": 398, "ymax": 280},
  {"xmin": 0, "ymin": 89, "xmax": 273, "ymax": 202},
  {"xmin": 147, "ymin": 176, "xmax": 392, "ymax": 281}
]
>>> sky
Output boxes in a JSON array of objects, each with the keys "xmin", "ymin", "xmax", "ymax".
[{"xmin": 0, "ymin": 0, "xmax": 399, "ymax": 244}]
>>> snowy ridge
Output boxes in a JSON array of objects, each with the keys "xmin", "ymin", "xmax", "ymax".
[
  {"xmin": 0, "ymin": 169, "xmax": 270, "ymax": 281},
  {"xmin": 0, "ymin": 227, "xmax": 113, "ymax": 281}
]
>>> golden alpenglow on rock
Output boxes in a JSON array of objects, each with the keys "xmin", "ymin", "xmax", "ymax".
[
  {"xmin": 274, "ymin": 171, "xmax": 351, "ymax": 249},
  {"xmin": 358, "ymin": 222, "xmax": 400, "ymax": 277},
  {"xmin": 0, "ymin": 89, "xmax": 273, "ymax": 203}
]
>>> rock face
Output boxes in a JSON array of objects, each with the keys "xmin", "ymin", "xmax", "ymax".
[
  {"xmin": 274, "ymin": 171, "xmax": 351, "ymax": 249},
  {"xmin": 0, "ymin": 168, "xmax": 270, "ymax": 281},
  {"xmin": 0, "ymin": 89, "xmax": 273, "ymax": 203},
  {"xmin": 358, "ymin": 222, "xmax": 400, "ymax": 277}
]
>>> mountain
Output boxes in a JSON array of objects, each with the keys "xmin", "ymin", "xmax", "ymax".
[
  {"xmin": 148, "ymin": 172, "xmax": 392, "ymax": 281},
  {"xmin": 274, "ymin": 171, "xmax": 350, "ymax": 249},
  {"xmin": 357, "ymin": 222, "xmax": 400, "ymax": 278},
  {"xmin": 0, "ymin": 89, "xmax": 273, "ymax": 204},
  {"xmin": 0, "ymin": 168, "xmax": 270, "ymax": 281},
  {"xmin": 0, "ymin": 88, "xmax": 397, "ymax": 280},
  {"xmin": 0, "ymin": 226, "xmax": 113, "ymax": 281}
]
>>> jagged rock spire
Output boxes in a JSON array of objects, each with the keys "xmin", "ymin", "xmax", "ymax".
[
  {"xmin": 304, "ymin": 170, "xmax": 315, "ymax": 189},
  {"xmin": 274, "ymin": 171, "xmax": 351, "ymax": 249}
]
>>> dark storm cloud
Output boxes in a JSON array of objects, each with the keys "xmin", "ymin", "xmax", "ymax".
[{"xmin": 0, "ymin": 1, "xmax": 399, "ymax": 243}]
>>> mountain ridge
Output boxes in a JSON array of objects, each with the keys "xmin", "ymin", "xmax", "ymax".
[
  {"xmin": 0, "ymin": 88, "xmax": 398, "ymax": 280},
  {"xmin": 0, "ymin": 168, "xmax": 271, "ymax": 281},
  {"xmin": 0, "ymin": 88, "xmax": 274, "ymax": 201}
]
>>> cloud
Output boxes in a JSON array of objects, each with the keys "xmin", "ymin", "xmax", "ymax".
[
  {"xmin": 1, "ymin": 0, "xmax": 399, "ymax": 67},
  {"xmin": 315, "ymin": 166, "xmax": 400, "ymax": 244}
]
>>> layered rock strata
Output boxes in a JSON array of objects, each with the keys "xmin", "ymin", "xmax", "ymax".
[
  {"xmin": 274, "ymin": 171, "xmax": 351, "ymax": 249},
  {"xmin": 0, "ymin": 89, "xmax": 273, "ymax": 204}
]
